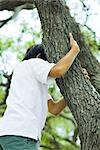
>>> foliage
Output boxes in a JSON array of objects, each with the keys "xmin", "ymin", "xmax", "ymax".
[
  {"xmin": 48, "ymin": 83, "xmax": 62, "ymax": 100},
  {"xmin": 40, "ymin": 113, "xmax": 80, "ymax": 150},
  {"xmin": 0, "ymin": 38, "xmax": 14, "ymax": 56},
  {"xmin": 81, "ymin": 27, "xmax": 100, "ymax": 58},
  {"xmin": 0, "ymin": 103, "xmax": 6, "ymax": 117},
  {"xmin": 0, "ymin": 87, "xmax": 5, "ymax": 101}
]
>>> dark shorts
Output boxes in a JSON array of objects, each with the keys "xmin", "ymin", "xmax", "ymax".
[{"xmin": 0, "ymin": 135, "xmax": 39, "ymax": 150}]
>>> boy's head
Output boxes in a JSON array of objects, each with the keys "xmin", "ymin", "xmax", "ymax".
[{"xmin": 23, "ymin": 44, "xmax": 47, "ymax": 61}]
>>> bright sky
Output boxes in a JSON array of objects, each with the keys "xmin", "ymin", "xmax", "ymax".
[{"xmin": 67, "ymin": 0, "xmax": 100, "ymax": 39}]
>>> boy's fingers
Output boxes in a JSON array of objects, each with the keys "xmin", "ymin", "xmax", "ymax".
[
  {"xmin": 69, "ymin": 33, "xmax": 72, "ymax": 37},
  {"xmin": 69, "ymin": 33, "xmax": 74, "ymax": 41},
  {"xmin": 69, "ymin": 33, "xmax": 72, "ymax": 38},
  {"xmin": 69, "ymin": 33, "xmax": 71, "ymax": 36},
  {"xmin": 82, "ymin": 68, "xmax": 90, "ymax": 79},
  {"xmin": 82, "ymin": 68, "xmax": 88, "ymax": 75}
]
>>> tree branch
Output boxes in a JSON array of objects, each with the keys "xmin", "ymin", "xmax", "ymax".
[
  {"xmin": 1, "ymin": 73, "xmax": 12, "ymax": 103},
  {"xmin": 3, "ymin": 73, "xmax": 11, "ymax": 81},
  {"xmin": 81, "ymin": 24, "xmax": 96, "ymax": 40},
  {"xmin": 0, "ymin": 0, "xmax": 34, "ymax": 11},
  {"xmin": 40, "ymin": 145, "xmax": 53, "ymax": 150},
  {"xmin": 0, "ymin": 16, "xmax": 13, "ymax": 28},
  {"xmin": 55, "ymin": 135, "xmax": 79, "ymax": 147},
  {"xmin": 60, "ymin": 114, "xmax": 76, "ymax": 127},
  {"xmin": 72, "ymin": 127, "xmax": 79, "ymax": 143},
  {"xmin": 0, "ymin": 83, "xmax": 8, "ymax": 87}
]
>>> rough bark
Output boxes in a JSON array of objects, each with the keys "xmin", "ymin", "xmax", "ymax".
[{"xmin": 34, "ymin": 0, "xmax": 100, "ymax": 150}]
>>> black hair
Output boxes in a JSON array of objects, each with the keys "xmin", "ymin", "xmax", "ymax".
[{"xmin": 23, "ymin": 44, "xmax": 47, "ymax": 61}]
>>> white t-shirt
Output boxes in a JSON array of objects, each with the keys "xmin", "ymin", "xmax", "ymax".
[{"xmin": 0, "ymin": 58, "xmax": 55, "ymax": 140}]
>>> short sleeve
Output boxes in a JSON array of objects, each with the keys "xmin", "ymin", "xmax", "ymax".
[{"xmin": 31, "ymin": 58, "xmax": 55, "ymax": 84}]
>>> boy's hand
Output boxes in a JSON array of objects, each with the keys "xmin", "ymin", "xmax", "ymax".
[
  {"xmin": 69, "ymin": 33, "xmax": 80, "ymax": 53},
  {"xmin": 82, "ymin": 68, "xmax": 90, "ymax": 79}
]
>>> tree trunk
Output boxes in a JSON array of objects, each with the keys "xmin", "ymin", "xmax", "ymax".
[{"xmin": 34, "ymin": 0, "xmax": 100, "ymax": 150}]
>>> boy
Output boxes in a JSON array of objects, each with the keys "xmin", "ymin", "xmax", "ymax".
[{"xmin": 0, "ymin": 33, "xmax": 80, "ymax": 150}]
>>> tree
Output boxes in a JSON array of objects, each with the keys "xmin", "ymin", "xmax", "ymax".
[
  {"xmin": 34, "ymin": 1, "xmax": 100, "ymax": 149},
  {"xmin": 0, "ymin": 0, "xmax": 100, "ymax": 150}
]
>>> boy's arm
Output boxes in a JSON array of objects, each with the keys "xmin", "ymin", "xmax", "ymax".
[
  {"xmin": 49, "ymin": 33, "xmax": 80, "ymax": 77},
  {"xmin": 48, "ymin": 98, "xmax": 67, "ymax": 116},
  {"xmin": 48, "ymin": 68, "xmax": 90, "ymax": 116}
]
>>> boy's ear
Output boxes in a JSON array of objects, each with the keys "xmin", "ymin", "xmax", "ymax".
[{"xmin": 36, "ymin": 53, "xmax": 41, "ymax": 58}]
